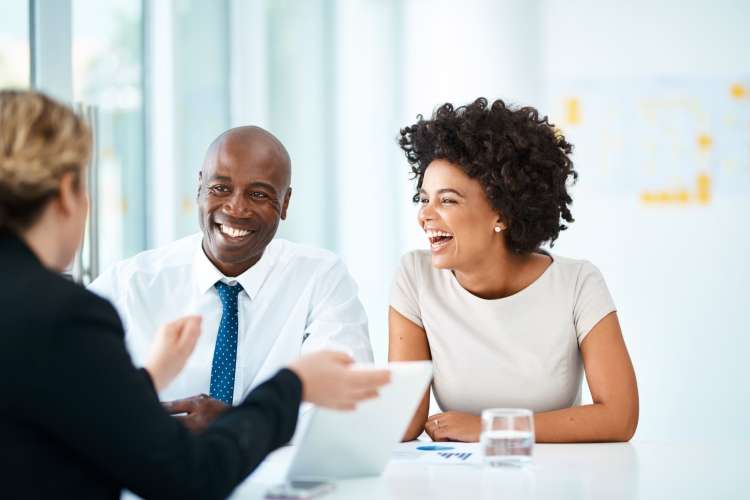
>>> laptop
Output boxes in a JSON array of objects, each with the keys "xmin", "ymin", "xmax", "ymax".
[{"xmin": 286, "ymin": 361, "xmax": 433, "ymax": 480}]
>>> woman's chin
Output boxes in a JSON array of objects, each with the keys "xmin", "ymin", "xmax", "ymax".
[{"xmin": 430, "ymin": 253, "xmax": 455, "ymax": 270}]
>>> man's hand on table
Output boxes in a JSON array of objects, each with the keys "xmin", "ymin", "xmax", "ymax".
[{"xmin": 162, "ymin": 394, "xmax": 230, "ymax": 433}]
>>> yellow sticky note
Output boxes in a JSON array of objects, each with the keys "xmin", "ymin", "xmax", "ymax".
[
  {"xmin": 696, "ymin": 134, "xmax": 712, "ymax": 152},
  {"xmin": 564, "ymin": 98, "xmax": 581, "ymax": 125},
  {"xmin": 730, "ymin": 83, "xmax": 747, "ymax": 99},
  {"xmin": 696, "ymin": 173, "xmax": 711, "ymax": 204}
]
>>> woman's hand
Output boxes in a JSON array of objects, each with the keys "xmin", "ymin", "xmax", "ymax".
[
  {"xmin": 425, "ymin": 411, "xmax": 481, "ymax": 442},
  {"xmin": 145, "ymin": 315, "xmax": 202, "ymax": 392},
  {"xmin": 288, "ymin": 351, "xmax": 391, "ymax": 410}
]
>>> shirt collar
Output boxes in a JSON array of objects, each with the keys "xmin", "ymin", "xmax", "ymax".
[{"xmin": 192, "ymin": 237, "xmax": 280, "ymax": 300}]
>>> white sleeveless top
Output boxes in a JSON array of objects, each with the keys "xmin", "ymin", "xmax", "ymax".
[{"xmin": 390, "ymin": 250, "xmax": 616, "ymax": 415}]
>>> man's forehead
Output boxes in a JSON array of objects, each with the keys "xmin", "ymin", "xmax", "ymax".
[
  {"xmin": 205, "ymin": 157, "xmax": 288, "ymax": 189},
  {"xmin": 202, "ymin": 127, "xmax": 291, "ymax": 186}
]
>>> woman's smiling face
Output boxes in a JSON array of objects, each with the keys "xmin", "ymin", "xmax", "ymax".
[{"xmin": 417, "ymin": 159, "xmax": 504, "ymax": 270}]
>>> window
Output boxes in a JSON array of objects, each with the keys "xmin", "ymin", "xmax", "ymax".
[
  {"xmin": 72, "ymin": 0, "xmax": 145, "ymax": 270},
  {"xmin": 0, "ymin": 0, "xmax": 29, "ymax": 87},
  {"xmin": 172, "ymin": 0, "xmax": 230, "ymax": 238}
]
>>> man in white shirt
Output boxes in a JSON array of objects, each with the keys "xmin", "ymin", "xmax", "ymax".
[{"xmin": 90, "ymin": 126, "xmax": 373, "ymax": 431}]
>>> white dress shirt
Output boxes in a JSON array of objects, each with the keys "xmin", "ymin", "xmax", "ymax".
[{"xmin": 89, "ymin": 232, "xmax": 373, "ymax": 404}]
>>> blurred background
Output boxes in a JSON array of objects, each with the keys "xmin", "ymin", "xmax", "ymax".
[{"xmin": 2, "ymin": 0, "xmax": 748, "ymax": 443}]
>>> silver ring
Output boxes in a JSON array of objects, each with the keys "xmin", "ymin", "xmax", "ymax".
[{"xmin": 435, "ymin": 419, "xmax": 440, "ymax": 429}]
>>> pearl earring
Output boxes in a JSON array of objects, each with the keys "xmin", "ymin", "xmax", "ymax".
[{"xmin": 494, "ymin": 226, "xmax": 502, "ymax": 233}]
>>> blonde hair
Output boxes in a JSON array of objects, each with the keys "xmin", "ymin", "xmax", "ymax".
[{"xmin": 0, "ymin": 89, "xmax": 91, "ymax": 230}]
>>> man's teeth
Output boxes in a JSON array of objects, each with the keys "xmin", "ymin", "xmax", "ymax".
[{"xmin": 219, "ymin": 224, "xmax": 251, "ymax": 238}]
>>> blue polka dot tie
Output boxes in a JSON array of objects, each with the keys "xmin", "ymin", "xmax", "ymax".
[{"xmin": 209, "ymin": 281, "xmax": 243, "ymax": 405}]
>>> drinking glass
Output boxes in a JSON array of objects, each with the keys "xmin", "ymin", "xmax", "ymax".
[{"xmin": 480, "ymin": 408, "xmax": 534, "ymax": 466}]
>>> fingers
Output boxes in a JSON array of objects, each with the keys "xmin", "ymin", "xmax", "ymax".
[
  {"xmin": 176, "ymin": 316, "xmax": 202, "ymax": 352},
  {"xmin": 349, "ymin": 369, "xmax": 391, "ymax": 389},
  {"xmin": 173, "ymin": 314, "xmax": 201, "ymax": 326},
  {"xmin": 175, "ymin": 316, "xmax": 201, "ymax": 337},
  {"xmin": 354, "ymin": 389, "xmax": 380, "ymax": 401},
  {"xmin": 162, "ymin": 398, "xmax": 193, "ymax": 415},
  {"xmin": 331, "ymin": 401, "xmax": 357, "ymax": 411},
  {"xmin": 328, "ymin": 386, "xmax": 380, "ymax": 411},
  {"xmin": 425, "ymin": 414, "xmax": 446, "ymax": 441},
  {"xmin": 343, "ymin": 388, "xmax": 379, "ymax": 404},
  {"xmin": 327, "ymin": 350, "xmax": 354, "ymax": 366},
  {"xmin": 161, "ymin": 394, "xmax": 205, "ymax": 414},
  {"xmin": 160, "ymin": 316, "xmax": 202, "ymax": 347},
  {"xmin": 424, "ymin": 422, "xmax": 436, "ymax": 441},
  {"xmin": 427, "ymin": 427, "xmax": 447, "ymax": 441},
  {"xmin": 322, "ymin": 368, "xmax": 390, "ymax": 410},
  {"xmin": 328, "ymin": 369, "xmax": 390, "ymax": 409},
  {"xmin": 163, "ymin": 316, "xmax": 189, "ymax": 335}
]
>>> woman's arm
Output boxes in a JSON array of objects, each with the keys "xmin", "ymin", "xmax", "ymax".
[
  {"xmin": 29, "ymin": 293, "xmax": 301, "ymax": 500},
  {"xmin": 25, "ymin": 291, "xmax": 388, "ymax": 499},
  {"xmin": 425, "ymin": 312, "xmax": 638, "ymax": 443},
  {"xmin": 388, "ymin": 307, "xmax": 432, "ymax": 441},
  {"xmin": 534, "ymin": 311, "xmax": 639, "ymax": 442}
]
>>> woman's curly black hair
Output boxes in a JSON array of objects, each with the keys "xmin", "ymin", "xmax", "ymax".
[{"xmin": 399, "ymin": 97, "xmax": 577, "ymax": 254}]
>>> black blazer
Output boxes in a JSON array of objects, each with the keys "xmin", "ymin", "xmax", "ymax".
[{"xmin": 0, "ymin": 230, "xmax": 301, "ymax": 500}]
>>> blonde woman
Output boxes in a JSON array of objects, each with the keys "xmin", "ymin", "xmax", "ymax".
[
  {"xmin": 389, "ymin": 98, "xmax": 638, "ymax": 443},
  {"xmin": 0, "ymin": 90, "xmax": 388, "ymax": 499}
]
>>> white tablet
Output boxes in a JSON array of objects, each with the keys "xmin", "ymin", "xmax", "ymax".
[{"xmin": 286, "ymin": 361, "xmax": 433, "ymax": 480}]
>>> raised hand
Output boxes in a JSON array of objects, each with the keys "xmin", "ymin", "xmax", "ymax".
[
  {"xmin": 288, "ymin": 351, "xmax": 391, "ymax": 410},
  {"xmin": 144, "ymin": 315, "xmax": 202, "ymax": 392}
]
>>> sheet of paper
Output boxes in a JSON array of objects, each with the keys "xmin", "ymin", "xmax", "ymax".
[{"xmin": 391, "ymin": 441, "xmax": 482, "ymax": 465}]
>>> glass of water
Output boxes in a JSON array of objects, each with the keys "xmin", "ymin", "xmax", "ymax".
[{"xmin": 480, "ymin": 408, "xmax": 535, "ymax": 467}]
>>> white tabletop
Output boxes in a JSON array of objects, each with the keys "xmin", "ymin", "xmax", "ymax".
[{"xmin": 230, "ymin": 440, "xmax": 748, "ymax": 499}]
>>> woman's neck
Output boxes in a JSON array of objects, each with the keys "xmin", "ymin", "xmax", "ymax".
[
  {"xmin": 453, "ymin": 246, "xmax": 550, "ymax": 300},
  {"xmin": 20, "ymin": 212, "xmax": 67, "ymax": 272}
]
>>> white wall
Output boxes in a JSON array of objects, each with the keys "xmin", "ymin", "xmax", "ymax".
[
  {"xmin": 333, "ymin": 0, "xmax": 405, "ymax": 363},
  {"xmin": 541, "ymin": 0, "xmax": 750, "ymax": 441}
]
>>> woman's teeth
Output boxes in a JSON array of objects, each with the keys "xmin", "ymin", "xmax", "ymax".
[
  {"xmin": 426, "ymin": 230, "xmax": 454, "ymax": 245},
  {"xmin": 219, "ymin": 224, "xmax": 251, "ymax": 238}
]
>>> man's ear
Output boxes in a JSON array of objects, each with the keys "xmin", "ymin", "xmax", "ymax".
[
  {"xmin": 280, "ymin": 187, "xmax": 292, "ymax": 220},
  {"xmin": 196, "ymin": 171, "xmax": 203, "ymax": 199}
]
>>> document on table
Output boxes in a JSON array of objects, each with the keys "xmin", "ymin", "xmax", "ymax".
[{"xmin": 391, "ymin": 441, "xmax": 482, "ymax": 465}]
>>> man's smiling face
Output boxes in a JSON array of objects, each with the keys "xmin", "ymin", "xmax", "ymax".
[{"xmin": 197, "ymin": 127, "xmax": 291, "ymax": 277}]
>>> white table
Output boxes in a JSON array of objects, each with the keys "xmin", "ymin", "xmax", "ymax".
[{"xmin": 230, "ymin": 440, "xmax": 748, "ymax": 499}]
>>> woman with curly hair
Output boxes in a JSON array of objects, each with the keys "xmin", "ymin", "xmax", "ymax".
[{"xmin": 389, "ymin": 98, "xmax": 638, "ymax": 443}]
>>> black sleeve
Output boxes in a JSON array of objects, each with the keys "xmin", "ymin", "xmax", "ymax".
[
  {"xmin": 19, "ymin": 290, "xmax": 301, "ymax": 500},
  {"xmin": 137, "ymin": 367, "xmax": 159, "ymax": 395}
]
